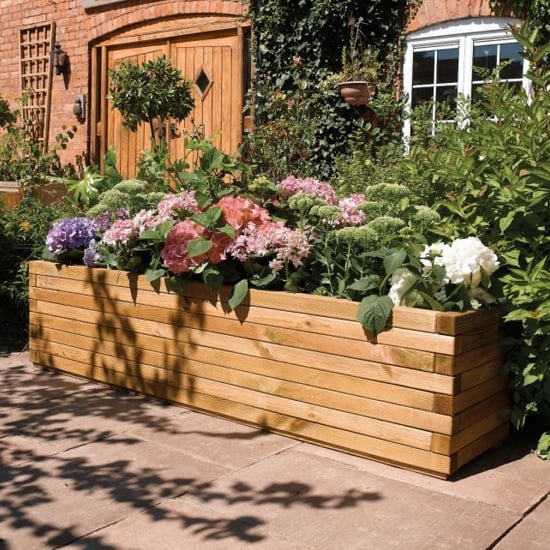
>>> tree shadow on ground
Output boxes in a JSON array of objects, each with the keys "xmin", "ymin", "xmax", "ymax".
[{"xmin": 0, "ymin": 357, "xmax": 382, "ymax": 548}]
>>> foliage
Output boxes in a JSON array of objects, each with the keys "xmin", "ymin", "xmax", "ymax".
[
  {"xmin": 0, "ymin": 96, "xmax": 78, "ymax": 184},
  {"xmin": 0, "ymin": 92, "xmax": 17, "ymax": 128},
  {"xmin": 66, "ymin": 147, "xmax": 122, "ymax": 208},
  {"xmin": 336, "ymin": 13, "xmax": 382, "ymax": 83},
  {"xmin": 244, "ymin": 0, "xmax": 412, "ymax": 180},
  {"xmin": 43, "ymin": 161, "xmax": 452, "ymax": 323},
  {"xmin": 536, "ymin": 431, "xmax": 550, "ymax": 460},
  {"xmin": 0, "ymin": 197, "xmax": 69, "ymax": 350},
  {"xmin": 402, "ymin": 32, "xmax": 550, "ymax": 443},
  {"xmin": 490, "ymin": 0, "xmax": 550, "ymax": 54},
  {"xmin": 240, "ymin": 72, "xmax": 347, "ymax": 181},
  {"xmin": 108, "ymin": 57, "xmax": 194, "ymax": 145}
]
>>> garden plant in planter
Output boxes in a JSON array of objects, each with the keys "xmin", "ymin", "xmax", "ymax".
[
  {"xmin": 335, "ymin": 18, "xmax": 379, "ymax": 106},
  {"xmin": 30, "ymin": 163, "xmax": 508, "ymax": 478}
]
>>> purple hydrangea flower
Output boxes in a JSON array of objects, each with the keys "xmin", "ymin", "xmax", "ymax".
[
  {"xmin": 83, "ymin": 239, "xmax": 102, "ymax": 267},
  {"xmin": 92, "ymin": 210, "xmax": 112, "ymax": 232},
  {"xmin": 46, "ymin": 217, "xmax": 96, "ymax": 252}
]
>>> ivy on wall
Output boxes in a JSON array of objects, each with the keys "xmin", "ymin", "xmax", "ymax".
[{"xmin": 243, "ymin": 0, "xmax": 413, "ymax": 180}]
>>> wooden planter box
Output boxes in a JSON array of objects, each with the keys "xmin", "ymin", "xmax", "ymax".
[{"xmin": 28, "ymin": 261, "xmax": 509, "ymax": 478}]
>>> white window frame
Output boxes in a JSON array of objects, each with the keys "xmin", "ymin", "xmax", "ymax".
[{"xmin": 402, "ymin": 17, "xmax": 528, "ymax": 139}]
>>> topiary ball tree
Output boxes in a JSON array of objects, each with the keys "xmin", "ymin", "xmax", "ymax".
[{"xmin": 108, "ymin": 57, "xmax": 194, "ymax": 146}]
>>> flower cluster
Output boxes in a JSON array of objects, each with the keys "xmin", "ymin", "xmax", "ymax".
[
  {"xmin": 46, "ymin": 217, "xmax": 96, "ymax": 256},
  {"xmin": 46, "ymin": 191, "xmax": 313, "ymax": 285},
  {"xmin": 44, "ymin": 172, "xmax": 501, "ymax": 324},
  {"xmin": 389, "ymin": 237, "xmax": 500, "ymax": 307},
  {"xmin": 276, "ymin": 176, "xmax": 366, "ymax": 228},
  {"xmin": 162, "ymin": 195, "xmax": 311, "ymax": 274}
]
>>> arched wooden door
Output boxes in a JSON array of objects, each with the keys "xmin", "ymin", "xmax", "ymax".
[{"xmin": 91, "ymin": 22, "xmax": 247, "ymax": 178}]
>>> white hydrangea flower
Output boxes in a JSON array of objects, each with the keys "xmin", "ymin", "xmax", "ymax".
[
  {"xmin": 388, "ymin": 268, "xmax": 417, "ymax": 306},
  {"xmin": 441, "ymin": 237, "xmax": 499, "ymax": 288}
]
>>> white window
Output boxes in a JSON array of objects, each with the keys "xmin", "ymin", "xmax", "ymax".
[{"xmin": 402, "ymin": 18, "xmax": 528, "ymax": 138}]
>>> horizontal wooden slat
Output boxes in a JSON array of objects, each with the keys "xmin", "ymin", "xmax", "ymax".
[
  {"xmin": 29, "ymin": 261, "xmax": 500, "ymax": 336},
  {"xmin": 30, "ymin": 350, "xmax": 453, "ymax": 477},
  {"xmin": 31, "ymin": 273, "xmax": 457, "ymax": 355},
  {"xmin": 30, "ymin": 285, "xmax": 444, "ymax": 374},
  {"xmin": 31, "ymin": 310, "xmax": 440, "ymax": 412},
  {"xmin": 29, "ymin": 325, "xmax": 452, "ymax": 435}
]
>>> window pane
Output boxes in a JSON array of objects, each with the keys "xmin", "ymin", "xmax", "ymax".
[
  {"xmin": 437, "ymin": 48, "xmax": 459, "ymax": 83},
  {"xmin": 473, "ymin": 44, "xmax": 497, "ymax": 79},
  {"xmin": 413, "ymin": 51, "xmax": 434, "ymax": 85},
  {"xmin": 436, "ymin": 85, "xmax": 457, "ymax": 115},
  {"xmin": 412, "ymin": 86, "xmax": 433, "ymax": 108},
  {"xmin": 500, "ymin": 42, "xmax": 523, "ymax": 79}
]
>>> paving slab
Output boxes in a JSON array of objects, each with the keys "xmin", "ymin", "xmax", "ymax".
[
  {"xmin": 0, "ymin": 434, "xmax": 229, "ymax": 549},
  {"xmin": 128, "ymin": 410, "xmax": 300, "ymax": 470},
  {"xmin": 183, "ymin": 448, "xmax": 520, "ymax": 550},
  {"xmin": 297, "ymin": 438, "xmax": 550, "ymax": 515},
  {"xmin": 66, "ymin": 497, "xmax": 313, "ymax": 550},
  {"xmin": 494, "ymin": 495, "xmax": 550, "ymax": 550}
]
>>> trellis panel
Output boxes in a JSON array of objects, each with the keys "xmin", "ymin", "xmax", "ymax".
[{"xmin": 19, "ymin": 23, "xmax": 55, "ymax": 151}]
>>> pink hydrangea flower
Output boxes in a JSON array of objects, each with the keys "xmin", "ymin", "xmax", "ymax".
[
  {"xmin": 335, "ymin": 194, "xmax": 366, "ymax": 226},
  {"xmin": 208, "ymin": 232, "xmax": 232, "ymax": 264},
  {"xmin": 133, "ymin": 209, "xmax": 172, "ymax": 233},
  {"xmin": 216, "ymin": 195, "xmax": 270, "ymax": 230},
  {"xmin": 102, "ymin": 219, "xmax": 139, "ymax": 246},
  {"xmin": 227, "ymin": 220, "xmax": 311, "ymax": 270},
  {"xmin": 157, "ymin": 191, "xmax": 201, "ymax": 218},
  {"xmin": 161, "ymin": 220, "xmax": 209, "ymax": 274},
  {"xmin": 277, "ymin": 175, "xmax": 338, "ymax": 205}
]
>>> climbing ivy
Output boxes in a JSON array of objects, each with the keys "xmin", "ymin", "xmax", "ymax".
[{"xmin": 244, "ymin": 0, "xmax": 413, "ymax": 180}]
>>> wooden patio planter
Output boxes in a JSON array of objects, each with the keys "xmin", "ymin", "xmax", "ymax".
[{"xmin": 28, "ymin": 260, "xmax": 509, "ymax": 478}]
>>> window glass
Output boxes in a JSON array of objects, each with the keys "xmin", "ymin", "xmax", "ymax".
[
  {"xmin": 437, "ymin": 48, "xmax": 459, "ymax": 83},
  {"xmin": 473, "ymin": 44, "xmax": 498, "ymax": 76},
  {"xmin": 403, "ymin": 19, "xmax": 526, "ymax": 139},
  {"xmin": 411, "ymin": 86, "xmax": 433, "ymax": 108},
  {"xmin": 500, "ymin": 42, "xmax": 523, "ymax": 79},
  {"xmin": 413, "ymin": 51, "xmax": 434, "ymax": 85}
]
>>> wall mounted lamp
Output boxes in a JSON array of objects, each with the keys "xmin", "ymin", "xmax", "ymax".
[
  {"xmin": 73, "ymin": 94, "xmax": 86, "ymax": 120},
  {"xmin": 51, "ymin": 42, "xmax": 67, "ymax": 76}
]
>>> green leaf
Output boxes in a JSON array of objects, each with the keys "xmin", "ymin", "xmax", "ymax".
[
  {"xmin": 348, "ymin": 274, "xmax": 380, "ymax": 292},
  {"xmin": 535, "ymin": 432, "xmax": 550, "ymax": 460},
  {"xmin": 218, "ymin": 224, "xmax": 236, "ymax": 240},
  {"xmin": 144, "ymin": 268, "xmax": 166, "ymax": 283},
  {"xmin": 202, "ymin": 267, "xmax": 224, "ymax": 290},
  {"xmin": 357, "ymin": 294, "xmax": 393, "ymax": 335},
  {"xmin": 192, "ymin": 207, "xmax": 222, "ymax": 229},
  {"xmin": 166, "ymin": 276, "xmax": 186, "ymax": 294},
  {"xmin": 187, "ymin": 237, "xmax": 212, "ymax": 258},
  {"xmin": 383, "ymin": 248, "xmax": 407, "ymax": 276},
  {"xmin": 228, "ymin": 279, "xmax": 249, "ymax": 311},
  {"xmin": 250, "ymin": 271, "xmax": 278, "ymax": 287}
]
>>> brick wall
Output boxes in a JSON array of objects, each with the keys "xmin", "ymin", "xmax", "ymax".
[
  {"xmin": 0, "ymin": 0, "xmax": 246, "ymax": 168},
  {"xmin": 406, "ymin": 0, "xmax": 514, "ymax": 33}
]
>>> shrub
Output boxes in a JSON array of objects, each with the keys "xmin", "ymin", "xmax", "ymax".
[
  {"xmin": 404, "ymin": 33, "xmax": 550, "ymax": 451},
  {"xmin": 0, "ymin": 197, "xmax": 67, "ymax": 350}
]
